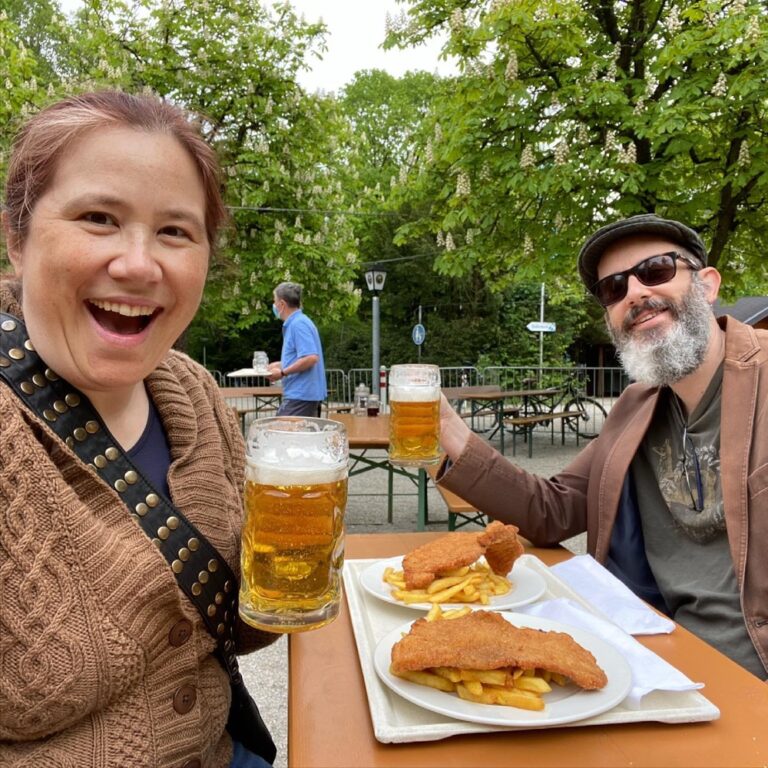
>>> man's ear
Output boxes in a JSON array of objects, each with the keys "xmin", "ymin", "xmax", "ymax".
[
  {"xmin": 699, "ymin": 265, "xmax": 722, "ymax": 304},
  {"xmin": 1, "ymin": 211, "xmax": 23, "ymax": 277}
]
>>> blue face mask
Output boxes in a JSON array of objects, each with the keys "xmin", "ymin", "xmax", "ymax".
[{"xmin": 272, "ymin": 303, "xmax": 280, "ymax": 319}]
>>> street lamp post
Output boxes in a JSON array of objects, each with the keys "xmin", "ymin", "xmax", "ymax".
[{"xmin": 365, "ymin": 264, "xmax": 387, "ymax": 395}]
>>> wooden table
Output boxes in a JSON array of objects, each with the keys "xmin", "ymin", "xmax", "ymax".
[
  {"xmin": 442, "ymin": 386, "xmax": 562, "ymax": 454},
  {"xmin": 288, "ymin": 532, "xmax": 768, "ymax": 768},
  {"xmin": 330, "ymin": 413, "xmax": 432, "ymax": 529},
  {"xmin": 219, "ymin": 386, "xmax": 283, "ymax": 430}
]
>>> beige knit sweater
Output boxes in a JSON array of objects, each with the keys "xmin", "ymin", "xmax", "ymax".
[{"xmin": 0, "ymin": 283, "xmax": 277, "ymax": 767}]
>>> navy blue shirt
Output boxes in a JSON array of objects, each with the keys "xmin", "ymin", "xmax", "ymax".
[{"xmin": 127, "ymin": 399, "xmax": 171, "ymax": 498}]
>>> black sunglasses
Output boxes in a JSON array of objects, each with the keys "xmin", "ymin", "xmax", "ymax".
[{"xmin": 591, "ymin": 251, "xmax": 701, "ymax": 307}]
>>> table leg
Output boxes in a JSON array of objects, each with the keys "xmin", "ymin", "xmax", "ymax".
[
  {"xmin": 497, "ymin": 399, "xmax": 505, "ymax": 455},
  {"xmin": 417, "ymin": 468, "xmax": 427, "ymax": 531}
]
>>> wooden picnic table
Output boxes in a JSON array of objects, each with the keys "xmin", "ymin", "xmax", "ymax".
[
  {"xmin": 288, "ymin": 531, "xmax": 768, "ymax": 768},
  {"xmin": 219, "ymin": 386, "xmax": 283, "ymax": 431},
  {"xmin": 442, "ymin": 385, "xmax": 563, "ymax": 454},
  {"xmin": 329, "ymin": 413, "xmax": 432, "ymax": 529}
]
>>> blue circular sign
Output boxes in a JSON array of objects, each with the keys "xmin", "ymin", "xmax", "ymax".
[{"xmin": 412, "ymin": 323, "xmax": 426, "ymax": 346}]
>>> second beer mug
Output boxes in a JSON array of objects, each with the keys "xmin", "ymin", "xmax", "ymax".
[
  {"xmin": 388, "ymin": 363, "xmax": 441, "ymax": 467},
  {"xmin": 239, "ymin": 417, "xmax": 348, "ymax": 633}
]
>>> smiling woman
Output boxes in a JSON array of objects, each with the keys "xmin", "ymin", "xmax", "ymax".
[{"xmin": 0, "ymin": 92, "xmax": 277, "ymax": 768}]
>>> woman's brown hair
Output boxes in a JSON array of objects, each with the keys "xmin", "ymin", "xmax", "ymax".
[{"xmin": 3, "ymin": 90, "xmax": 228, "ymax": 250}]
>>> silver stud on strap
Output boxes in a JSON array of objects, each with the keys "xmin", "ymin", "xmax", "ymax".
[
  {"xmin": 73, "ymin": 427, "xmax": 87, "ymax": 441},
  {"xmin": 44, "ymin": 368, "xmax": 59, "ymax": 381},
  {"xmin": 166, "ymin": 515, "xmax": 179, "ymax": 530},
  {"xmin": 1, "ymin": 319, "xmax": 17, "ymax": 332},
  {"xmin": 124, "ymin": 470, "xmax": 138, "ymax": 484},
  {"xmin": 8, "ymin": 348, "xmax": 24, "ymax": 360},
  {"xmin": 32, "ymin": 373, "xmax": 46, "ymax": 387},
  {"xmin": 65, "ymin": 393, "xmax": 80, "ymax": 407},
  {"xmin": 23, "ymin": 339, "xmax": 35, "ymax": 351},
  {"xmin": 85, "ymin": 420, "xmax": 100, "ymax": 434},
  {"xmin": 114, "ymin": 479, "xmax": 127, "ymax": 492},
  {"xmin": 20, "ymin": 381, "xmax": 34, "ymax": 395},
  {"xmin": 105, "ymin": 447, "xmax": 119, "ymax": 461},
  {"xmin": 146, "ymin": 493, "xmax": 160, "ymax": 508},
  {"xmin": 94, "ymin": 455, "xmax": 107, "ymax": 469},
  {"xmin": 53, "ymin": 400, "xmax": 68, "ymax": 413}
]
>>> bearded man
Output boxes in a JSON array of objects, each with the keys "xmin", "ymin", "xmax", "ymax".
[{"xmin": 437, "ymin": 214, "xmax": 768, "ymax": 680}]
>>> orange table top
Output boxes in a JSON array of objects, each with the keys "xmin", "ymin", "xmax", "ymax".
[
  {"xmin": 288, "ymin": 532, "xmax": 768, "ymax": 768},
  {"xmin": 329, "ymin": 412, "xmax": 390, "ymax": 449},
  {"xmin": 219, "ymin": 386, "xmax": 283, "ymax": 398}
]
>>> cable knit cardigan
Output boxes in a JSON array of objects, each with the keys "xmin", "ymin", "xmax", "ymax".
[{"xmin": 0, "ymin": 282, "xmax": 277, "ymax": 767}]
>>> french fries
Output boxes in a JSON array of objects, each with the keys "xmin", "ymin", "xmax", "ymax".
[
  {"xmin": 383, "ymin": 562, "xmax": 512, "ymax": 605},
  {"xmin": 390, "ymin": 605, "xmax": 569, "ymax": 712}
]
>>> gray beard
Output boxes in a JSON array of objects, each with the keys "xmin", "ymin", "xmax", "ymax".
[{"xmin": 607, "ymin": 277, "xmax": 713, "ymax": 387}]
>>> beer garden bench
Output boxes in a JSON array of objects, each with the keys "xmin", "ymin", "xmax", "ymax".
[
  {"xmin": 426, "ymin": 462, "xmax": 487, "ymax": 531},
  {"xmin": 503, "ymin": 409, "xmax": 585, "ymax": 458}
]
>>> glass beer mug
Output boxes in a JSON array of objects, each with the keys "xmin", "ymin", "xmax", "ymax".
[
  {"xmin": 239, "ymin": 417, "xmax": 349, "ymax": 632},
  {"xmin": 252, "ymin": 351, "xmax": 269, "ymax": 374},
  {"xmin": 387, "ymin": 364, "xmax": 441, "ymax": 467}
]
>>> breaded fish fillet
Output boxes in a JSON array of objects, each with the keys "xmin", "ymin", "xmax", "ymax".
[
  {"xmin": 390, "ymin": 610, "xmax": 608, "ymax": 690},
  {"xmin": 402, "ymin": 521, "xmax": 523, "ymax": 589}
]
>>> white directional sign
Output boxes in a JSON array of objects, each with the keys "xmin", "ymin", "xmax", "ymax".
[{"xmin": 526, "ymin": 321, "xmax": 557, "ymax": 333}]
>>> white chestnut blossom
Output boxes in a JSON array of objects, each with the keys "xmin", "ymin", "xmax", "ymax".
[
  {"xmin": 712, "ymin": 73, "xmax": 728, "ymax": 97},
  {"xmin": 738, "ymin": 141, "xmax": 750, "ymax": 167},
  {"xmin": 523, "ymin": 234, "xmax": 533, "ymax": 256},
  {"xmin": 505, "ymin": 52, "xmax": 518, "ymax": 81},
  {"xmin": 456, "ymin": 170, "xmax": 471, "ymax": 196},
  {"xmin": 445, "ymin": 233, "xmax": 456, "ymax": 251},
  {"xmin": 520, "ymin": 144, "xmax": 535, "ymax": 168}
]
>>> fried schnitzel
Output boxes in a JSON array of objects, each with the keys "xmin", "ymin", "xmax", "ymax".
[
  {"xmin": 402, "ymin": 521, "xmax": 524, "ymax": 589},
  {"xmin": 391, "ymin": 610, "xmax": 608, "ymax": 690}
]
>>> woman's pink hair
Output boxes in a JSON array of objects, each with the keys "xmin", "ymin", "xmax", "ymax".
[{"xmin": 4, "ymin": 90, "xmax": 228, "ymax": 249}]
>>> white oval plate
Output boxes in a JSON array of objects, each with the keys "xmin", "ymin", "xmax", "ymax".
[
  {"xmin": 359, "ymin": 555, "xmax": 546, "ymax": 612},
  {"xmin": 374, "ymin": 612, "xmax": 632, "ymax": 727}
]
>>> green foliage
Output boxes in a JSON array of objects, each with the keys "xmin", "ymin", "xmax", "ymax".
[
  {"xmin": 385, "ymin": 0, "xmax": 768, "ymax": 301},
  {"xmin": 1, "ymin": 0, "xmax": 361, "ymax": 334}
]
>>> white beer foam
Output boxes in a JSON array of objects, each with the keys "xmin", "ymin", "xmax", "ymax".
[
  {"xmin": 389, "ymin": 385, "xmax": 440, "ymax": 402},
  {"xmin": 246, "ymin": 457, "xmax": 348, "ymax": 486}
]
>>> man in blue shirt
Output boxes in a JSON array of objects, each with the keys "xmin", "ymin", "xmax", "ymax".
[{"xmin": 266, "ymin": 282, "xmax": 327, "ymax": 417}]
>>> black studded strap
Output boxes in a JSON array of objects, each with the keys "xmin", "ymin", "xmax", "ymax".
[{"xmin": 0, "ymin": 312, "xmax": 242, "ymax": 683}]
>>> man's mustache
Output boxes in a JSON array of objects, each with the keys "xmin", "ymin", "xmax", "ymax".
[{"xmin": 622, "ymin": 298, "xmax": 678, "ymax": 334}]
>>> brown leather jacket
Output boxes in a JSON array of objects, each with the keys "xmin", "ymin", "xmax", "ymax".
[{"xmin": 440, "ymin": 316, "xmax": 768, "ymax": 675}]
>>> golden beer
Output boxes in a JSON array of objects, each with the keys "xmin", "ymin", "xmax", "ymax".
[
  {"xmin": 388, "ymin": 381, "xmax": 441, "ymax": 467},
  {"xmin": 239, "ymin": 417, "xmax": 349, "ymax": 633}
]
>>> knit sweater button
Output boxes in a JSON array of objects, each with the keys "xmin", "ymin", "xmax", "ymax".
[
  {"xmin": 169, "ymin": 619, "xmax": 193, "ymax": 647},
  {"xmin": 172, "ymin": 684, "xmax": 197, "ymax": 714},
  {"xmin": 181, "ymin": 760, "xmax": 201, "ymax": 768}
]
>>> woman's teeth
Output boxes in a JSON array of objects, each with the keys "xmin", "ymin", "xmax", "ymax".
[{"xmin": 89, "ymin": 299, "xmax": 155, "ymax": 317}]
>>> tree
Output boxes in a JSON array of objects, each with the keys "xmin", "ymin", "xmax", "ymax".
[
  {"xmin": 1, "ymin": 1, "xmax": 363, "ymax": 370},
  {"xmin": 385, "ymin": 0, "xmax": 768, "ymax": 301}
]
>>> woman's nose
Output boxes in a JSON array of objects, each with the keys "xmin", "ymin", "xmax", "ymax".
[{"xmin": 108, "ymin": 231, "xmax": 162, "ymax": 282}]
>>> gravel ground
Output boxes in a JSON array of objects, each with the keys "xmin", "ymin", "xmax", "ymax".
[{"xmin": 238, "ymin": 428, "xmax": 588, "ymax": 767}]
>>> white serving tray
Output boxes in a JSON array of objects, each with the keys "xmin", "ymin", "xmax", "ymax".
[{"xmin": 343, "ymin": 554, "xmax": 720, "ymax": 744}]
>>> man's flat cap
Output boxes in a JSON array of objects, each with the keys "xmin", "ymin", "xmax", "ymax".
[{"xmin": 578, "ymin": 213, "xmax": 708, "ymax": 292}]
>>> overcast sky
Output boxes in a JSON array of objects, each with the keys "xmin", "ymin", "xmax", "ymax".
[{"xmin": 57, "ymin": 0, "xmax": 455, "ymax": 93}]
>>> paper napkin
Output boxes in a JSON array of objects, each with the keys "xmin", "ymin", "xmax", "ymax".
[
  {"xmin": 517, "ymin": 597, "xmax": 704, "ymax": 707},
  {"xmin": 550, "ymin": 555, "xmax": 675, "ymax": 635}
]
